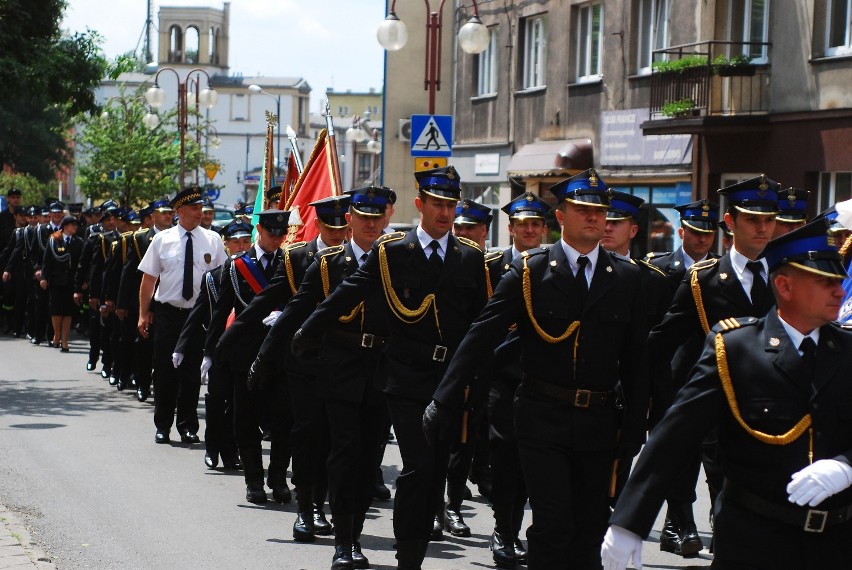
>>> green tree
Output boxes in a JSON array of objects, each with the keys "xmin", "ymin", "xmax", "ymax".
[
  {"xmin": 75, "ymin": 85, "xmax": 219, "ymax": 206},
  {"xmin": 0, "ymin": 0, "xmax": 107, "ymax": 181},
  {"xmin": 0, "ymin": 172, "xmax": 56, "ymax": 207}
]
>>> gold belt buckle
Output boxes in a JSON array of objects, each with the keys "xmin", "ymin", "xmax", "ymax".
[
  {"xmin": 432, "ymin": 345, "xmax": 447, "ymax": 362},
  {"xmin": 361, "ymin": 333, "xmax": 375, "ymax": 348},
  {"xmin": 804, "ymin": 509, "xmax": 828, "ymax": 533},
  {"xmin": 574, "ymin": 389, "xmax": 591, "ymax": 408}
]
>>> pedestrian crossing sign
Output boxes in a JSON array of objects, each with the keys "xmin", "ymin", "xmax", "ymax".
[{"xmin": 410, "ymin": 114, "xmax": 453, "ymax": 158}]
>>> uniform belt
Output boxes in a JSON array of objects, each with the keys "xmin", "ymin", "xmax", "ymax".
[
  {"xmin": 724, "ymin": 479, "xmax": 852, "ymax": 533},
  {"xmin": 161, "ymin": 303, "xmax": 192, "ymax": 313},
  {"xmin": 391, "ymin": 336, "xmax": 452, "ymax": 363},
  {"xmin": 523, "ymin": 375, "xmax": 613, "ymax": 408},
  {"xmin": 325, "ymin": 328, "xmax": 387, "ymax": 349}
]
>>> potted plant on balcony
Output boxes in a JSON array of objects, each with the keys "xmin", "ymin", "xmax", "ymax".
[
  {"xmin": 661, "ymin": 97, "xmax": 699, "ymax": 118},
  {"xmin": 652, "ymin": 54, "xmax": 709, "ymax": 75},
  {"xmin": 712, "ymin": 54, "xmax": 756, "ymax": 77}
]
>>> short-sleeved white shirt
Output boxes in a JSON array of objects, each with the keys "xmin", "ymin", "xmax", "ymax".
[{"xmin": 138, "ymin": 223, "xmax": 227, "ymax": 308}]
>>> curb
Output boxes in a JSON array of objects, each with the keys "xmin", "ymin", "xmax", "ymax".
[{"xmin": 0, "ymin": 503, "xmax": 56, "ymax": 570}]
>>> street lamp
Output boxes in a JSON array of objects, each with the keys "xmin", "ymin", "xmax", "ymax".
[
  {"xmin": 248, "ymin": 84, "xmax": 282, "ymax": 180},
  {"xmin": 376, "ymin": 0, "xmax": 490, "ymax": 114},
  {"xmin": 367, "ymin": 128, "xmax": 382, "ymax": 184},
  {"xmin": 144, "ymin": 67, "xmax": 218, "ymax": 190},
  {"xmin": 345, "ymin": 115, "xmax": 369, "ymax": 190}
]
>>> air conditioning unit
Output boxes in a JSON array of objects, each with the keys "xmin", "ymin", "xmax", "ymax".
[{"xmin": 398, "ymin": 118, "xmax": 412, "ymax": 142}]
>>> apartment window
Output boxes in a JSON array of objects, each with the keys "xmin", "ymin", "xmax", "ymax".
[
  {"xmin": 356, "ymin": 153, "xmax": 372, "ymax": 182},
  {"xmin": 637, "ymin": 0, "xmax": 670, "ymax": 73},
  {"xmin": 521, "ymin": 16, "xmax": 547, "ymax": 89},
  {"xmin": 729, "ymin": 0, "xmax": 769, "ymax": 63},
  {"xmin": 230, "ymin": 93, "xmax": 248, "ymax": 121},
  {"xmin": 827, "ymin": 0, "xmax": 852, "ymax": 56},
  {"xmin": 577, "ymin": 4, "xmax": 603, "ymax": 82},
  {"xmin": 819, "ymin": 171, "xmax": 852, "ymax": 211},
  {"xmin": 476, "ymin": 28, "xmax": 498, "ymax": 95}
]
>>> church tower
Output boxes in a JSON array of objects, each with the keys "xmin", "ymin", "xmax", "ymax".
[{"xmin": 157, "ymin": 2, "xmax": 230, "ymax": 71}]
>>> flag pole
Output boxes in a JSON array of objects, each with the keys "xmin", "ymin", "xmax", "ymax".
[
  {"xmin": 286, "ymin": 125, "xmax": 304, "ymax": 174},
  {"xmin": 324, "ymin": 99, "xmax": 343, "ymax": 196}
]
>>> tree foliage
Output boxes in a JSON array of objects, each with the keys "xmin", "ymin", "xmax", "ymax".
[
  {"xmin": 75, "ymin": 85, "xmax": 219, "ymax": 206},
  {"xmin": 0, "ymin": 172, "xmax": 57, "ymax": 207},
  {"xmin": 0, "ymin": 0, "xmax": 108, "ymax": 181}
]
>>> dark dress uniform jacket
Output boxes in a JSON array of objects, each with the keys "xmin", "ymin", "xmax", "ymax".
[
  {"xmin": 175, "ymin": 266, "xmax": 222, "ymax": 356},
  {"xmin": 258, "ymin": 242, "xmax": 390, "ymax": 403},
  {"xmin": 87, "ymin": 231, "xmax": 119, "ymax": 301},
  {"xmin": 646, "ymin": 247, "xmax": 720, "ymax": 298},
  {"xmin": 432, "ymin": 244, "xmax": 650, "ymax": 454},
  {"xmin": 299, "ymin": 229, "xmax": 488, "ymax": 404},
  {"xmin": 116, "ymin": 228, "xmax": 156, "ymax": 312},
  {"xmin": 612, "ymin": 312, "xmax": 852, "ymax": 569},
  {"xmin": 649, "ymin": 251, "xmax": 775, "ymax": 390},
  {"xmin": 40, "ymin": 234, "xmax": 83, "ymax": 287}
]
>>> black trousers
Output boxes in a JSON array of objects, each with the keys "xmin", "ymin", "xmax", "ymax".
[
  {"xmin": 115, "ymin": 310, "xmax": 137, "ymax": 382},
  {"xmin": 99, "ymin": 311, "xmax": 114, "ymax": 372},
  {"xmin": 387, "ymin": 394, "xmax": 452, "ymax": 542},
  {"xmin": 515, "ymin": 393, "xmax": 614, "ymax": 570},
  {"xmin": 489, "ymin": 380, "xmax": 527, "ymax": 537},
  {"xmin": 3, "ymin": 270, "xmax": 27, "ymax": 334},
  {"xmin": 204, "ymin": 364, "xmax": 237, "ymax": 461},
  {"xmin": 152, "ymin": 303, "xmax": 201, "ymax": 434},
  {"xmin": 445, "ymin": 382, "xmax": 489, "ymax": 504},
  {"xmin": 230, "ymin": 360, "xmax": 291, "ymax": 486},
  {"xmin": 135, "ymin": 331, "xmax": 153, "ymax": 394},
  {"xmin": 87, "ymin": 306, "xmax": 101, "ymax": 365},
  {"xmin": 30, "ymin": 278, "xmax": 49, "ymax": 341},
  {"xmin": 288, "ymin": 369, "xmax": 328, "ymax": 506},
  {"xmin": 325, "ymin": 395, "xmax": 389, "ymax": 518}
]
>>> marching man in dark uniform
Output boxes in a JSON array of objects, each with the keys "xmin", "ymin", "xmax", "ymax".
[
  {"xmin": 251, "ymin": 186, "xmax": 394, "ymax": 569},
  {"xmin": 31, "ymin": 201, "xmax": 66, "ymax": 345},
  {"xmin": 603, "ymin": 217, "xmax": 852, "ymax": 570},
  {"xmin": 423, "ymin": 169, "xmax": 650, "ymax": 570},
  {"xmin": 137, "ymin": 187, "xmax": 228, "ymax": 445},
  {"xmin": 1, "ymin": 205, "xmax": 37, "ymax": 338},
  {"xmin": 647, "ymin": 176, "xmax": 780, "ymax": 556},
  {"xmin": 85, "ymin": 204, "xmax": 120, "ymax": 377},
  {"xmin": 774, "ymin": 187, "xmax": 810, "ymax": 237},
  {"xmin": 292, "ymin": 165, "xmax": 488, "ymax": 569}
]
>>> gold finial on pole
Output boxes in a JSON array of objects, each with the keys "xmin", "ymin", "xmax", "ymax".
[{"xmin": 265, "ymin": 110, "xmax": 278, "ymax": 129}]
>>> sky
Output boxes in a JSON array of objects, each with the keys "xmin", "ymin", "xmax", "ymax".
[{"xmin": 62, "ymin": 0, "xmax": 387, "ymax": 113}]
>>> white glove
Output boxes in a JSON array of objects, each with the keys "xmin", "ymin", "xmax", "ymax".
[
  {"xmin": 601, "ymin": 525, "xmax": 643, "ymax": 570},
  {"xmin": 172, "ymin": 352, "xmax": 184, "ymax": 368},
  {"xmin": 787, "ymin": 459, "xmax": 852, "ymax": 507},
  {"xmin": 200, "ymin": 356, "xmax": 213, "ymax": 386},
  {"xmin": 262, "ymin": 310, "xmax": 282, "ymax": 327}
]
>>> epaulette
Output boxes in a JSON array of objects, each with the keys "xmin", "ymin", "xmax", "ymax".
[
  {"xmin": 690, "ymin": 257, "xmax": 719, "ymax": 272},
  {"xmin": 121, "ymin": 230, "xmax": 134, "ymax": 237},
  {"xmin": 484, "ymin": 250, "xmax": 503, "ymax": 263},
  {"xmin": 520, "ymin": 247, "xmax": 548, "ymax": 259},
  {"xmin": 377, "ymin": 231, "xmax": 405, "ymax": 244},
  {"xmin": 643, "ymin": 251, "xmax": 671, "ymax": 261},
  {"xmin": 285, "ymin": 241, "xmax": 308, "ymax": 251},
  {"xmin": 134, "ymin": 228, "xmax": 148, "ymax": 236},
  {"xmin": 317, "ymin": 244, "xmax": 345, "ymax": 258},
  {"xmin": 455, "ymin": 235, "xmax": 482, "ymax": 252},
  {"xmin": 830, "ymin": 321, "xmax": 852, "ymax": 331},
  {"xmin": 637, "ymin": 258, "xmax": 667, "ymax": 277},
  {"xmin": 711, "ymin": 316, "xmax": 758, "ymax": 333}
]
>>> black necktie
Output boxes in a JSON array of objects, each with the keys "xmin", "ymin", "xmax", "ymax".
[
  {"xmin": 64, "ymin": 236, "xmax": 70, "ymax": 245},
  {"xmin": 182, "ymin": 231, "xmax": 193, "ymax": 300},
  {"xmin": 746, "ymin": 261, "xmax": 767, "ymax": 306},
  {"xmin": 576, "ymin": 255, "xmax": 589, "ymax": 300},
  {"xmin": 360, "ymin": 253, "xmax": 368, "ymax": 266},
  {"xmin": 428, "ymin": 240, "xmax": 442, "ymax": 267}
]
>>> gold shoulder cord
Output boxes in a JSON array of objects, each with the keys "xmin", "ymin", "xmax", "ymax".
[
  {"xmin": 378, "ymin": 239, "xmax": 441, "ymax": 337},
  {"xmin": 284, "ymin": 248, "xmax": 297, "ymax": 295},
  {"xmin": 100, "ymin": 235, "xmax": 107, "ymax": 259},
  {"xmin": 715, "ymin": 332, "xmax": 813, "ymax": 463},
  {"xmin": 840, "ymin": 233, "xmax": 852, "ymax": 258},
  {"xmin": 691, "ymin": 269, "xmax": 711, "ymax": 335},
  {"xmin": 319, "ymin": 254, "xmax": 363, "ymax": 323},
  {"xmin": 485, "ymin": 263, "xmax": 494, "ymax": 298},
  {"xmin": 521, "ymin": 256, "xmax": 581, "ymax": 359},
  {"xmin": 133, "ymin": 234, "xmax": 142, "ymax": 261}
]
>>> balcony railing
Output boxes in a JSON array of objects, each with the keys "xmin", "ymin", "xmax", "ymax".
[{"xmin": 648, "ymin": 40, "xmax": 771, "ymax": 121}]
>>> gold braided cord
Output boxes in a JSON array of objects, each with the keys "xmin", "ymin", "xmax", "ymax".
[
  {"xmin": 284, "ymin": 249, "xmax": 297, "ymax": 295},
  {"xmin": 691, "ymin": 269, "xmax": 711, "ymax": 335},
  {"xmin": 338, "ymin": 302, "xmax": 364, "ymax": 324},
  {"xmin": 320, "ymin": 256, "xmax": 331, "ymax": 298},
  {"xmin": 715, "ymin": 333, "xmax": 812, "ymax": 447},
  {"xmin": 485, "ymin": 263, "xmax": 494, "ymax": 298},
  {"xmin": 840, "ymin": 233, "xmax": 852, "ymax": 258},
  {"xmin": 378, "ymin": 241, "xmax": 441, "ymax": 336},
  {"xmin": 132, "ymin": 234, "xmax": 142, "ymax": 261},
  {"xmin": 522, "ymin": 256, "xmax": 580, "ymax": 344}
]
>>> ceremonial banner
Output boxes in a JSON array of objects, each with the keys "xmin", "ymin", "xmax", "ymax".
[{"xmin": 283, "ymin": 128, "xmax": 341, "ymax": 243}]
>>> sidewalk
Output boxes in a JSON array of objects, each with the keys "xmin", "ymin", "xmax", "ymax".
[{"xmin": 0, "ymin": 504, "xmax": 54, "ymax": 570}]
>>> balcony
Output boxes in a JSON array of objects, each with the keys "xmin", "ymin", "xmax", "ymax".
[{"xmin": 643, "ymin": 40, "xmax": 771, "ymax": 136}]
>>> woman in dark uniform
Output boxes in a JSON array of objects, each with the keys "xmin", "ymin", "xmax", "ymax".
[{"xmin": 40, "ymin": 215, "xmax": 83, "ymax": 351}]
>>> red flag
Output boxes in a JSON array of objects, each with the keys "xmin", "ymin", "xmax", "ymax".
[
  {"xmin": 277, "ymin": 151, "xmax": 301, "ymax": 210},
  {"xmin": 283, "ymin": 129, "xmax": 341, "ymax": 244}
]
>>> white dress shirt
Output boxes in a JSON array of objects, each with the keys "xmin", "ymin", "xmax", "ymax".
[
  {"xmin": 729, "ymin": 246, "xmax": 769, "ymax": 303},
  {"xmin": 350, "ymin": 240, "xmax": 369, "ymax": 266},
  {"xmin": 138, "ymin": 224, "xmax": 227, "ymax": 308},
  {"xmin": 416, "ymin": 225, "xmax": 449, "ymax": 261},
  {"xmin": 778, "ymin": 313, "xmax": 820, "ymax": 356},
  {"xmin": 560, "ymin": 240, "xmax": 599, "ymax": 286}
]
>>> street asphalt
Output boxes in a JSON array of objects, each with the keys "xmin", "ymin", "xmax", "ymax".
[{"xmin": 0, "ymin": 332, "xmax": 712, "ymax": 569}]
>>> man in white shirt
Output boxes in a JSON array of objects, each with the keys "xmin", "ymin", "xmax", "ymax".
[{"xmin": 137, "ymin": 186, "xmax": 228, "ymax": 444}]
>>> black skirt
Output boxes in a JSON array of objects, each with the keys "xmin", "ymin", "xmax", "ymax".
[{"xmin": 49, "ymin": 285, "xmax": 76, "ymax": 316}]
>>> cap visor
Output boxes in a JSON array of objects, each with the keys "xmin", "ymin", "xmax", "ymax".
[
  {"xmin": 734, "ymin": 204, "xmax": 779, "ymax": 215},
  {"xmin": 606, "ymin": 212, "xmax": 632, "ymax": 221},
  {"xmin": 776, "ymin": 215, "xmax": 807, "ymax": 223},
  {"xmin": 318, "ymin": 218, "xmax": 348, "ymax": 229},
  {"xmin": 351, "ymin": 206, "xmax": 386, "ymax": 217},
  {"xmin": 682, "ymin": 220, "xmax": 718, "ymax": 233},
  {"xmin": 420, "ymin": 188, "xmax": 460, "ymax": 202},
  {"xmin": 563, "ymin": 196, "xmax": 610, "ymax": 208},
  {"xmin": 788, "ymin": 260, "xmax": 848, "ymax": 279},
  {"xmin": 264, "ymin": 228, "xmax": 287, "ymax": 237},
  {"xmin": 510, "ymin": 212, "xmax": 546, "ymax": 220}
]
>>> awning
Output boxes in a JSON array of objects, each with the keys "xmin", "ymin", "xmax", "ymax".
[{"xmin": 507, "ymin": 138, "xmax": 593, "ymax": 176}]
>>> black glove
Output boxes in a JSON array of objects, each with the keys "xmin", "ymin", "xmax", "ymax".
[
  {"xmin": 291, "ymin": 328, "xmax": 320, "ymax": 358},
  {"xmin": 615, "ymin": 438, "xmax": 643, "ymax": 462},
  {"xmin": 246, "ymin": 355, "xmax": 271, "ymax": 392},
  {"xmin": 422, "ymin": 400, "xmax": 455, "ymax": 446}
]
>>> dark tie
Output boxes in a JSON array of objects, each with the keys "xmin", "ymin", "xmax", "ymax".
[
  {"xmin": 799, "ymin": 337, "xmax": 817, "ymax": 380},
  {"xmin": 360, "ymin": 253, "xmax": 368, "ymax": 266},
  {"xmin": 576, "ymin": 255, "xmax": 589, "ymax": 301},
  {"xmin": 65, "ymin": 236, "xmax": 70, "ymax": 245},
  {"xmin": 428, "ymin": 240, "xmax": 442, "ymax": 267},
  {"xmin": 261, "ymin": 252, "xmax": 274, "ymax": 277},
  {"xmin": 746, "ymin": 261, "xmax": 768, "ymax": 307},
  {"xmin": 182, "ymin": 231, "xmax": 193, "ymax": 300}
]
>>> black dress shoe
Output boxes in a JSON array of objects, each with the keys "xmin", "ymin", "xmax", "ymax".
[
  {"xmin": 430, "ymin": 515, "xmax": 445, "ymax": 541},
  {"xmin": 116, "ymin": 377, "xmax": 126, "ymax": 391},
  {"xmin": 108, "ymin": 375, "xmax": 118, "ymax": 386},
  {"xmin": 60, "ymin": 346, "xmax": 70, "ymax": 353},
  {"xmin": 373, "ymin": 481, "xmax": 391, "ymax": 501},
  {"xmin": 490, "ymin": 531, "xmax": 517, "ymax": 569},
  {"xmin": 246, "ymin": 483, "xmax": 267, "ymax": 504},
  {"xmin": 180, "ymin": 431, "xmax": 200, "ymax": 444},
  {"xmin": 331, "ymin": 544, "xmax": 354, "ymax": 569},
  {"xmin": 513, "ymin": 537, "xmax": 527, "ymax": 563},
  {"xmin": 100, "ymin": 367, "xmax": 110, "ymax": 379},
  {"xmin": 30, "ymin": 338, "xmax": 41, "ymax": 345},
  {"xmin": 313, "ymin": 508, "xmax": 333, "ymax": 535},
  {"xmin": 204, "ymin": 453, "xmax": 218, "ymax": 469},
  {"xmin": 136, "ymin": 387, "xmax": 149, "ymax": 402},
  {"xmin": 678, "ymin": 522, "xmax": 704, "ymax": 557},
  {"xmin": 221, "ymin": 454, "xmax": 242, "ymax": 470},
  {"xmin": 444, "ymin": 506, "xmax": 471, "ymax": 537},
  {"xmin": 351, "ymin": 542, "xmax": 369, "ymax": 569},
  {"xmin": 659, "ymin": 517, "xmax": 681, "ymax": 553},
  {"xmin": 154, "ymin": 431, "xmax": 170, "ymax": 444},
  {"xmin": 293, "ymin": 512, "xmax": 316, "ymax": 542},
  {"xmin": 86, "ymin": 361, "xmax": 96, "ymax": 371},
  {"xmin": 272, "ymin": 483, "xmax": 292, "ymax": 503}
]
